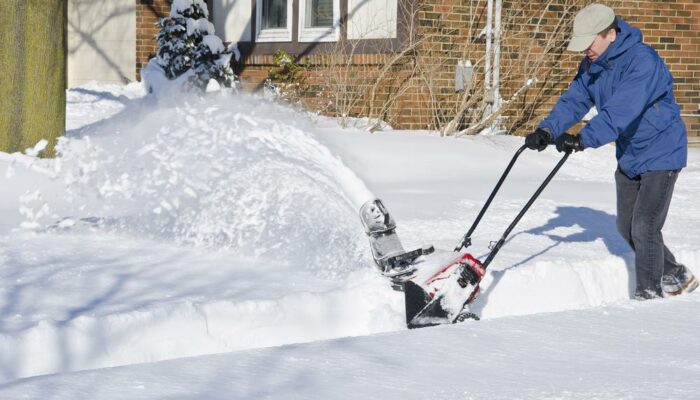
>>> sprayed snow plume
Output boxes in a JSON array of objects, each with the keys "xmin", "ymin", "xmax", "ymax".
[{"xmin": 41, "ymin": 92, "xmax": 373, "ymax": 272}]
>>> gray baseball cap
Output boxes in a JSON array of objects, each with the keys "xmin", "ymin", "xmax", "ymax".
[{"xmin": 567, "ymin": 3, "xmax": 615, "ymax": 52}]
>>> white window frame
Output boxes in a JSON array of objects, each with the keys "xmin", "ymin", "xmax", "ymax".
[
  {"xmin": 256, "ymin": 0, "xmax": 293, "ymax": 42},
  {"xmin": 298, "ymin": 0, "xmax": 340, "ymax": 42}
]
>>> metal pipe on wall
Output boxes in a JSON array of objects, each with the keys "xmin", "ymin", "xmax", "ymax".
[
  {"xmin": 493, "ymin": 0, "xmax": 502, "ymax": 111},
  {"xmin": 484, "ymin": 0, "xmax": 493, "ymax": 114}
]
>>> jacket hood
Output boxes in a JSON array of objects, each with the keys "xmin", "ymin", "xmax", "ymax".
[
  {"xmin": 587, "ymin": 17, "xmax": 642, "ymax": 71},
  {"xmin": 606, "ymin": 18, "xmax": 642, "ymax": 59}
]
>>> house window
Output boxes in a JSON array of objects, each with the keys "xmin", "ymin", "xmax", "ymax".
[
  {"xmin": 256, "ymin": 0, "xmax": 292, "ymax": 42},
  {"xmin": 298, "ymin": 0, "xmax": 340, "ymax": 42},
  {"xmin": 305, "ymin": 0, "xmax": 333, "ymax": 27},
  {"xmin": 262, "ymin": 0, "xmax": 287, "ymax": 29}
]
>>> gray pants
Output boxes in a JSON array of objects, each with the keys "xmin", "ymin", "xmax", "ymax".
[{"xmin": 615, "ymin": 168, "xmax": 684, "ymax": 298}]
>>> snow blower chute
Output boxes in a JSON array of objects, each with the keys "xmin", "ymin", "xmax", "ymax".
[{"xmin": 360, "ymin": 144, "xmax": 571, "ymax": 329}]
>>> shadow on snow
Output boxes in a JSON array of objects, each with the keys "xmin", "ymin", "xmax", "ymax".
[{"xmin": 473, "ymin": 206, "xmax": 635, "ymax": 313}]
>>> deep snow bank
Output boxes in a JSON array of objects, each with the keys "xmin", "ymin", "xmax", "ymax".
[
  {"xmin": 0, "ymin": 232, "xmax": 403, "ymax": 382},
  {"xmin": 3, "ymin": 294, "xmax": 700, "ymax": 400}
]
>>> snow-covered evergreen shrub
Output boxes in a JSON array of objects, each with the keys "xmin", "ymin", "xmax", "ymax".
[
  {"xmin": 150, "ymin": 0, "xmax": 235, "ymax": 92},
  {"xmin": 193, "ymin": 35, "xmax": 234, "ymax": 89}
]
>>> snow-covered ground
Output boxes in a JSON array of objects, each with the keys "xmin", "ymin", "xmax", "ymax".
[{"xmin": 1, "ymin": 82, "xmax": 699, "ymax": 398}]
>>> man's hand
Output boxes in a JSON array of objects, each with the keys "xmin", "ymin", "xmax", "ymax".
[
  {"xmin": 525, "ymin": 128, "xmax": 550, "ymax": 151},
  {"xmin": 555, "ymin": 133, "xmax": 584, "ymax": 153}
]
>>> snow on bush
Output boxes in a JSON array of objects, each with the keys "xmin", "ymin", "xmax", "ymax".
[
  {"xmin": 145, "ymin": 0, "xmax": 235, "ymax": 95},
  {"xmin": 141, "ymin": 59, "xmax": 195, "ymax": 98},
  {"xmin": 193, "ymin": 35, "xmax": 234, "ymax": 89}
]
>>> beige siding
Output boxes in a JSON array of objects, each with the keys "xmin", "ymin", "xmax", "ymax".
[
  {"xmin": 67, "ymin": 0, "xmax": 136, "ymax": 87},
  {"xmin": 347, "ymin": 0, "xmax": 397, "ymax": 40},
  {"xmin": 213, "ymin": 0, "xmax": 252, "ymax": 43}
]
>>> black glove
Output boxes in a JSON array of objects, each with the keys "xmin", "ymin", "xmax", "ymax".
[
  {"xmin": 525, "ymin": 128, "xmax": 550, "ymax": 151},
  {"xmin": 555, "ymin": 133, "xmax": 584, "ymax": 153}
]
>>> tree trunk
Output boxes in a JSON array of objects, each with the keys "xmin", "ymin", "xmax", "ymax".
[{"xmin": 0, "ymin": 0, "xmax": 66, "ymax": 157}]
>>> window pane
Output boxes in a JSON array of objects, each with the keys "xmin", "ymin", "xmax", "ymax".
[
  {"xmin": 262, "ymin": 0, "xmax": 286, "ymax": 29},
  {"xmin": 305, "ymin": 0, "xmax": 333, "ymax": 28}
]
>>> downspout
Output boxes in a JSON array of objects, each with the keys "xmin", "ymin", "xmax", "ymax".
[
  {"xmin": 493, "ymin": 0, "xmax": 502, "ymax": 111},
  {"xmin": 484, "ymin": 0, "xmax": 493, "ymax": 116}
]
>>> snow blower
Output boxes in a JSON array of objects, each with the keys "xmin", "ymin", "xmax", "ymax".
[{"xmin": 360, "ymin": 144, "xmax": 571, "ymax": 329}]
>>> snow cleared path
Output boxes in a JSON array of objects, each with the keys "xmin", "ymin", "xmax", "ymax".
[{"xmin": 1, "ymin": 83, "xmax": 699, "ymax": 397}]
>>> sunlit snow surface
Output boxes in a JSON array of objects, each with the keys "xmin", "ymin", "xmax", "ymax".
[{"xmin": 1, "ymin": 82, "xmax": 699, "ymax": 398}]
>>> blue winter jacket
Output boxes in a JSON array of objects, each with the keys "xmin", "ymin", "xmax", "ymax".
[{"xmin": 538, "ymin": 18, "xmax": 687, "ymax": 178}]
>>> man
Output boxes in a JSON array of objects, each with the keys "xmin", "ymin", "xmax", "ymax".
[{"xmin": 525, "ymin": 3, "xmax": 697, "ymax": 299}]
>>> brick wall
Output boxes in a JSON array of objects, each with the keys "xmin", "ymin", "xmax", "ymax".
[
  {"xmin": 137, "ymin": 0, "xmax": 700, "ymax": 138},
  {"xmin": 618, "ymin": 0, "xmax": 700, "ymax": 140},
  {"xmin": 397, "ymin": 0, "xmax": 700, "ymax": 136},
  {"xmin": 135, "ymin": 0, "xmax": 172, "ymax": 80}
]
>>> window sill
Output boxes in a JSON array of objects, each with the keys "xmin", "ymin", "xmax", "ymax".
[
  {"xmin": 298, "ymin": 27, "xmax": 338, "ymax": 43},
  {"xmin": 257, "ymin": 29, "xmax": 292, "ymax": 43}
]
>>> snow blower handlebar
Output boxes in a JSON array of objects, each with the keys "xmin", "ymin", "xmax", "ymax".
[
  {"xmin": 454, "ymin": 144, "xmax": 529, "ymax": 252},
  {"xmin": 480, "ymin": 148, "xmax": 570, "ymax": 269},
  {"xmin": 454, "ymin": 144, "xmax": 571, "ymax": 269}
]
